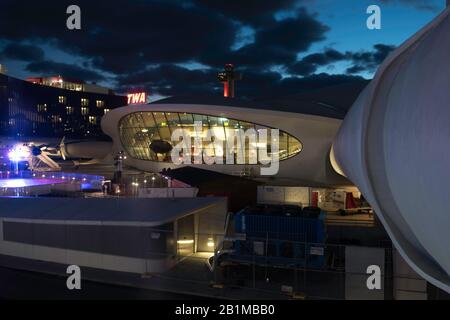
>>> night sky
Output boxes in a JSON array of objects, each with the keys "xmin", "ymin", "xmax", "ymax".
[{"xmin": 0, "ymin": 0, "xmax": 444, "ymax": 100}]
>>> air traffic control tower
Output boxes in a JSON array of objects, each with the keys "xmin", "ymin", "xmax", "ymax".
[{"xmin": 217, "ymin": 64, "xmax": 242, "ymax": 98}]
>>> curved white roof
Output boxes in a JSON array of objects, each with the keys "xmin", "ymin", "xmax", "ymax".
[{"xmin": 333, "ymin": 7, "xmax": 450, "ymax": 292}]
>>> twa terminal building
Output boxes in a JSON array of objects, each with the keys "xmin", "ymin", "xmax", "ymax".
[
  {"xmin": 102, "ymin": 84, "xmax": 364, "ymax": 187},
  {"xmin": 101, "ymin": 6, "xmax": 450, "ymax": 293}
]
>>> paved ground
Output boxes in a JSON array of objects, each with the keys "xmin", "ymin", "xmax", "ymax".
[
  {"xmin": 0, "ymin": 253, "xmax": 307, "ymax": 300},
  {"xmin": 0, "ymin": 265, "xmax": 195, "ymax": 300}
]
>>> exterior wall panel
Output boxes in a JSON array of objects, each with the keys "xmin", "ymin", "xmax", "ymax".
[{"xmin": 2, "ymin": 221, "xmax": 172, "ymax": 259}]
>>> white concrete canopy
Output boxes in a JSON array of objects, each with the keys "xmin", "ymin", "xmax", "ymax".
[
  {"xmin": 102, "ymin": 103, "xmax": 348, "ymax": 186},
  {"xmin": 332, "ymin": 7, "xmax": 450, "ymax": 292}
]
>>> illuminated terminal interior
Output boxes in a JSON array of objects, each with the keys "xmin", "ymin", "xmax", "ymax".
[{"xmin": 119, "ymin": 111, "xmax": 303, "ymax": 163}]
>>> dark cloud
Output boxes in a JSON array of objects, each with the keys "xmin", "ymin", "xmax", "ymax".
[
  {"xmin": 117, "ymin": 64, "xmax": 220, "ymax": 96},
  {"xmin": 372, "ymin": 44, "xmax": 397, "ymax": 64},
  {"xmin": 0, "ymin": 1, "xmax": 329, "ymax": 72},
  {"xmin": 273, "ymin": 73, "xmax": 367, "ymax": 97},
  {"xmin": 347, "ymin": 44, "xmax": 396, "ymax": 74},
  {"xmin": 289, "ymin": 44, "xmax": 396, "ymax": 76},
  {"xmin": 200, "ymin": 8, "xmax": 329, "ymax": 68},
  {"xmin": 256, "ymin": 10, "xmax": 328, "ymax": 51},
  {"xmin": 0, "ymin": 1, "xmax": 237, "ymax": 74},
  {"xmin": 0, "ymin": 0, "xmax": 378, "ymax": 99},
  {"xmin": 26, "ymin": 61, "xmax": 104, "ymax": 82},
  {"xmin": 117, "ymin": 64, "xmax": 282, "ymax": 98},
  {"xmin": 117, "ymin": 64, "xmax": 366, "ymax": 100},
  {"xmin": 1, "ymin": 43, "xmax": 45, "ymax": 62},
  {"xmin": 346, "ymin": 65, "xmax": 367, "ymax": 74},
  {"xmin": 193, "ymin": 0, "xmax": 298, "ymax": 25},
  {"xmin": 290, "ymin": 49, "xmax": 346, "ymax": 76},
  {"xmin": 289, "ymin": 60, "xmax": 318, "ymax": 76}
]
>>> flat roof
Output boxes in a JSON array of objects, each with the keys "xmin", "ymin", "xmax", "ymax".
[
  {"xmin": 0, "ymin": 178, "xmax": 67, "ymax": 188},
  {"xmin": 0, "ymin": 197, "xmax": 224, "ymax": 226}
]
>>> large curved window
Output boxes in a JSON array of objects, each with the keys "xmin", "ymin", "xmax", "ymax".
[{"xmin": 119, "ymin": 112, "xmax": 302, "ymax": 163}]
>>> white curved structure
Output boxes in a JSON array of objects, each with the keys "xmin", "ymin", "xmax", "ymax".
[
  {"xmin": 102, "ymin": 102, "xmax": 347, "ymax": 186},
  {"xmin": 60, "ymin": 140, "xmax": 113, "ymax": 160},
  {"xmin": 332, "ymin": 7, "xmax": 450, "ymax": 292}
]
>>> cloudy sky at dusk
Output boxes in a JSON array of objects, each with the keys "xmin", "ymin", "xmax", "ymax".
[{"xmin": 0, "ymin": 0, "xmax": 445, "ymax": 99}]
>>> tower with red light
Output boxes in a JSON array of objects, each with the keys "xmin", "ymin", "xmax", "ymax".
[{"xmin": 218, "ymin": 64, "xmax": 242, "ymax": 98}]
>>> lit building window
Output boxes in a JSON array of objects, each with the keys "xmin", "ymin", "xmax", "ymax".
[
  {"xmin": 118, "ymin": 112, "xmax": 302, "ymax": 164},
  {"xmin": 58, "ymin": 96, "xmax": 67, "ymax": 104},
  {"xmin": 66, "ymin": 106, "xmax": 74, "ymax": 115},
  {"xmin": 88, "ymin": 116, "xmax": 97, "ymax": 125},
  {"xmin": 81, "ymin": 98, "xmax": 89, "ymax": 107},
  {"xmin": 52, "ymin": 115, "xmax": 62, "ymax": 123},
  {"xmin": 37, "ymin": 104, "xmax": 47, "ymax": 112},
  {"xmin": 96, "ymin": 100, "xmax": 105, "ymax": 108},
  {"xmin": 104, "ymin": 108, "xmax": 111, "ymax": 114},
  {"xmin": 38, "ymin": 77, "xmax": 84, "ymax": 91},
  {"xmin": 81, "ymin": 107, "xmax": 89, "ymax": 116}
]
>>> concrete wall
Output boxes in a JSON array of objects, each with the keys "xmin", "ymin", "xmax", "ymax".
[
  {"xmin": 176, "ymin": 215, "xmax": 195, "ymax": 256},
  {"xmin": 138, "ymin": 187, "xmax": 198, "ymax": 198},
  {"xmin": 0, "ymin": 198, "xmax": 227, "ymax": 274},
  {"xmin": 393, "ymin": 249, "xmax": 427, "ymax": 300},
  {"xmin": 257, "ymin": 186, "xmax": 311, "ymax": 207},
  {"xmin": 345, "ymin": 246, "xmax": 385, "ymax": 300},
  {"xmin": 0, "ymin": 219, "xmax": 174, "ymax": 274},
  {"xmin": 196, "ymin": 198, "xmax": 227, "ymax": 252},
  {"xmin": 0, "ymin": 218, "xmax": 175, "ymax": 274},
  {"xmin": 2, "ymin": 221, "xmax": 172, "ymax": 259}
]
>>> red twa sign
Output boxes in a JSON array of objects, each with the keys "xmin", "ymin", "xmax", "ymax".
[{"xmin": 127, "ymin": 92, "xmax": 147, "ymax": 104}]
